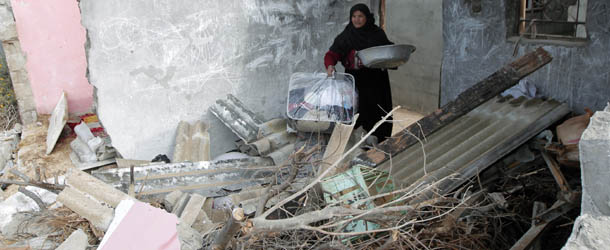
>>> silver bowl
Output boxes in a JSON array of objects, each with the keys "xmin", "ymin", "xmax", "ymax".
[{"xmin": 357, "ymin": 44, "xmax": 416, "ymax": 69}]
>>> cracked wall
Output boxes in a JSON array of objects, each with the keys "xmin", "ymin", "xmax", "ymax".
[{"xmin": 80, "ymin": 0, "xmax": 369, "ymax": 160}]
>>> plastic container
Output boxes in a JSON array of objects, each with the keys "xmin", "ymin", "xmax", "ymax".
[{"xmin": 286, "ymin": 72, "xmax": 357, "ymax": 133}]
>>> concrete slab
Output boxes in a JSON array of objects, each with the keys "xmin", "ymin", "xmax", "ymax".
[{"xmin": 45, "ymin": 92, "xmax": 67, "ymax": 155}]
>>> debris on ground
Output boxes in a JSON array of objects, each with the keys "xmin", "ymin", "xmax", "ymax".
[{"xmin": 0, "ymin": 48, "xmax": 603, "ymax": 249}]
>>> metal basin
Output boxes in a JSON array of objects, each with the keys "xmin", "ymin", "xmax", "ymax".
[{"xmin": 357, "ymin": 44, "xmax": 416, "ymax": 69}]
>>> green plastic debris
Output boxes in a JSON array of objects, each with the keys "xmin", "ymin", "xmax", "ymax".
[{"xmin": 320, "ymin": 165, "xmax": 394, "ymax": 239}]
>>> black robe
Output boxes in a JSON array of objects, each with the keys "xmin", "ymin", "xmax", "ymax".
[{"xmin": 329, "ymin": 4, "xmax": 394, "ymax": 141}]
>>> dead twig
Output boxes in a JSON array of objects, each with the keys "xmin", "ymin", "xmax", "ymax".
[
  {"xmin": 0, "ymin": 179, "xmax": 65, "ymax": 193},
  {"xmin": 259, "ymin": 107, "xmax": 399, "ymax": 219}
]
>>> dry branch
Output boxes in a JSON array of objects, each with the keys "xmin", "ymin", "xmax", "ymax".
[
  {"xmin": 259, "ymin": 107, "xmax": 399, "ymax": 219},
  {"xmin": 211, "ymin": 208, "xmax": 246, "ymax": 250}
]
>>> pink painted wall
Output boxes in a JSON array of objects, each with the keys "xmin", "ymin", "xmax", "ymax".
[{"xmin": 11, "ymin": 0, "xmax": 93, "ymax": 114}]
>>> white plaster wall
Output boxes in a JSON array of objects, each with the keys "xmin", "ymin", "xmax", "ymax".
[
  {"xmin": 80, "ymin": 0, "xmax": 369, "ymax": 160},
  {"xmin": 386, "ymin": 0, "xmax": 443, "ymax": 114}
]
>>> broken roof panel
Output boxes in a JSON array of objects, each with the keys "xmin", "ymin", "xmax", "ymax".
[
  {"xmin": 92, "ymin": 157, "xmax": 276, "ymax": 197},
  {"xmin": 379, "ymin": 96, "xmax": 570, "ymax": 197}
]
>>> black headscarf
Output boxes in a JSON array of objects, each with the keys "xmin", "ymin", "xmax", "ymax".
[{"xmin": 329, "ymin": 4, "xmax": 393, "ymax": 56}]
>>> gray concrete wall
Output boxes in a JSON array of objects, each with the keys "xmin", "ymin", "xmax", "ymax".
[
  {"xmin": 80, "ymin": 0, "xmax": 370, "ymax": 160},
  {"xmin": 386, "ymin": 0, "xmax": 443, "ymax": 114},
  {"xmin": 442, "ymin": 0, "xmax": 610, "ymax": 114}
]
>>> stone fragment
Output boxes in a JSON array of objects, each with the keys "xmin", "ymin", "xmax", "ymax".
[
  {"xmin": 563, "ymin": 214, "xmax": 610, "ymax": 250},
  {"xmin": 56, "ymin": 229, "xmax": 88, "ymax": 250}
]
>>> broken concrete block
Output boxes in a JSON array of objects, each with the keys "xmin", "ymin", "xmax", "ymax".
[
  {"xmin": 66, "ymin": 168, "xmax": 132, "ymax": 208},
  {"xmin": 0, "ymin": 187, "xmax": 57, "ymax": 234},
  {"xmin": 56, "ymin": 229, "xmax": 88, "ymax": 250},
  {"xmin": 179, "ymin": 193, "xmax": 205, "ymax": 227},
  {"xmin": 580, "ymin": 108, "xmax": 610, "ymax": 216},
  {"xmin": 57, "ymin": 187, "xmax": 113, "ymax": 231},
  {"xmin": 74, "ymin": 122, "xmax": 94, "ymax": 144},
  {"xmin": 45, "ymin": 91, "xmax": 68, "ymax": 155},
  {"xmin": 163, "ymin": 190, "xmax": 184, "ymax": 212},
  {"xmin": 563, "ymin": 214, "xmax": 610, "ymax": 250},
  {"xmin": 173, "ymin": 120, "xmax": 210, "ymax": 162},
  {"xmin": 2, "ymin": 212, "xmax": 59, "ymax": 238},
  {"xmin": 178, "ymin": 224, "xmax": 204, "ymax": 250},
  {"xmin": 70, "ymin": 138, "xmax": 97, "ymax": 163}
]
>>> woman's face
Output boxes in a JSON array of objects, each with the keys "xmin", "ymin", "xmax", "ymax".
[{"xmin": 351, "ymin": 10, "xmax": 367, "ymax": 29}]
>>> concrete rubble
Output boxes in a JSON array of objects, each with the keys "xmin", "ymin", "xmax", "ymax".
[
  {"xmin": 0, "ymin": 123, "xmax": 20, "ymax": 173},
  {"xmin": 0, "ymin": 46, "xmax": 605, "ymax": 250}
]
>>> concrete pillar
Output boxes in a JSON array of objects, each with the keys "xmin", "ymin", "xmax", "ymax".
[
  {"xmin": 0, "ymin": 1, "xmax": 36, "ymax": 124},
  {"xmin": 580, "ymin": 106, "xmax": 610, "ymax": 215}
]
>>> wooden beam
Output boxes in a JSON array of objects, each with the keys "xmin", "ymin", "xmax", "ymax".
[{"xmin": 353, "ymin": 47, "xmax": 553, "ymax": 167}]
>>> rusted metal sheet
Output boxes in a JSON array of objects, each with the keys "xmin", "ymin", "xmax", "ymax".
[{"xmin": 353, "ymin": 48, "xmax": 553, "ymax": 167}]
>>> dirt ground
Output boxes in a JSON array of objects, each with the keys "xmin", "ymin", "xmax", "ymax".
[{"xmin": 3, "ymin": 115, "xmax": 75, "ymax": 197}]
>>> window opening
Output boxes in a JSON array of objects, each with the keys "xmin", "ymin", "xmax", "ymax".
[{"xmin": 518, "ymin": 0, "xmax": 587, "ymax": 40}]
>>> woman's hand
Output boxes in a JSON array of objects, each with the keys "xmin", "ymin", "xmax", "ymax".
[{"xmin": 327, "ymin": 65, "xmax": 335, "ymax": 77}]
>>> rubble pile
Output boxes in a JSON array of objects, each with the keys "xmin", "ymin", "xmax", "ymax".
[{"xmin": 0, "ymin": 48, "xmax": 602, "ymax": 249}]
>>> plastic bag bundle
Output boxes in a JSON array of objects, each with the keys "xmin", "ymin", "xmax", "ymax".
[{"xmin": 287, "ymin": 72, "xmax": 357, "ymax": 132}]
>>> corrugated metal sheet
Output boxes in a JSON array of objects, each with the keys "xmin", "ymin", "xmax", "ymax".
[
  {"xmin": 92, "ymin": 157, "xmax": 276, "ymax": 197},
  {"xmin": 378, "ymin": 96, "xmax": 570, "ymax": 196},
  {"xmin": 210, "ymin": 94, "xmax": 297, "ymax": 164}
]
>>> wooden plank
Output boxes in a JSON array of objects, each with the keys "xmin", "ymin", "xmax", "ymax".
[{"xmin": 353, "ymin": 47, "xmax": 553, "ymax": 167}]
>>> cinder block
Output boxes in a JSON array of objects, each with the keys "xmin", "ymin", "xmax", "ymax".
[
  {"xmin": 179, "ymin": 194, "xmax": 205, "ymax": 227},
  {"xmin": 57, "ymin": 187, "xmax": 113, "ymax": 231}
]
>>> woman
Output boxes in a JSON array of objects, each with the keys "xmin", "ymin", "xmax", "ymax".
[{"xmin": 324, "ymin": 3, "xmax": 394, "ymax": 142}]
